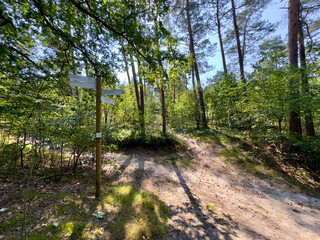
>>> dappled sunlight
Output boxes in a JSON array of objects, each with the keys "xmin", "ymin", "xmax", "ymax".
[{"xmin": 114, "ymin": 185, "xmax": 132, "ymax": 195}]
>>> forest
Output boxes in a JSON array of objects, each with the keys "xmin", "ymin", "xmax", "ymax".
[{"xmin": 0, "ymin": 0, "xmax": 320, "ymax": 239}]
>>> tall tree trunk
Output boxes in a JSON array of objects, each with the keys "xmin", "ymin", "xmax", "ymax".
[
  {"xmin": 173, "ymin": 84, "xmax": 176, "ymax": 104},
  {"xmin": 158, "ymin": 60, "xmax": 168, "ymax": 133},
  {"xmin": 186, "ymin": 0, "xmax": 207, "ymax": 128},
  {"xmin": 191, "ymin": 67, "xmax": 200, "ymax": 129},
  {"xmin": 298, "ymin": 3, "xmax": 315, "ymax": 136},
  {"xmin": 288, "ymin": 0, "xmax": 302, "ymax": 136},
  {"xmin": 130, "ymin": 54, "xmax": 140, "ymax": 111},
  {"xmin": 137, "ymin": 58, "xmax": 145, "ymax": 135},
  {"xmin": 216, "ymin": 0, "xmax": 228, "ymax": 74},
  {"xmin": 121, "ymin": 44, "xmax": 131, "ymax": 84},
  {"xmin": 231, "ymin": 0, "xmax": 246, "ymax": 94},
  {"xmin": 160, "ymin": 87, "xmax": 166, "ymax": 133},
  {"xmin": 71, "ymin": 50, "xmax": 80, "ymax": 100}
]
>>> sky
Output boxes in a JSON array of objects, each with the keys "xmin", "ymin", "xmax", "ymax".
[{"xmin": 116, "ymin": 0, "xmax": 289, "ymax": 87}]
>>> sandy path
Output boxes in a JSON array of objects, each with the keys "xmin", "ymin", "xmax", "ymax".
[{"xmin": 104, "ymin": 136, "xmax": 320, "ymax": 240}]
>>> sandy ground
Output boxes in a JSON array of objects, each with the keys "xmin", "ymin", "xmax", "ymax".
[{"xmin": 104, "ymin": 135, "xmax": 320, "ymax": 240}]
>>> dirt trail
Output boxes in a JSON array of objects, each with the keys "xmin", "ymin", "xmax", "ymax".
[{"xmin": 105, "ymin": 135, "xmax": 320, "ymax": 240}]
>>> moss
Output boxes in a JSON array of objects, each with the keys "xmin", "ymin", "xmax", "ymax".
[
  {"xmin": 82, "ymin": 222, "xmax": 107, "ymax": 239},
  {"xmin": 50, "ymin": 191, "xmax": 67, "ymax": 200},
  {"xmin": 0, "ymin": 213, "xmax": 24, "ymax": 233},
  {"xmin": 36, "ymin": 221, "xmax": 86, "ymax": 240},
  {"xmin": 43, "ymin": 223, "xmax": 60, "ymax": 235},
  {"xmin": 54, "ymin": 200, "xmax": 87, "ymax": 219},
  {"xmin": 106, "ymin": 184, "xmax": 170, "ymax": 240},
  {"xmin": 28, "ymin": 232, "xmax": 48, "ymax": 240}
]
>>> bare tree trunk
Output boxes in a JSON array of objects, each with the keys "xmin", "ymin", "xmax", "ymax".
[
  {"xmin": 20, "ymin": 131, "xmax": 27, "ymax": 168},
  {"xmin": 288, "ymin": 0, "xmax": 302, "ymax": 136},
  {"xmin": 71, "ymin": 50, "xmax": 80, "ymax": 100},
  {"xmin": 121, "ymin": 44, "xmax": 131, "ymax": 84},
  {"xmin": 173, "ymin": 84, "xmax": 176, "ymax": 104},
  {"xmin": 137, "ymin": 58, "xmax": 145, "ymax": 136},
  {"xmin": 186, "ymin": 0, "xmax": 207, "ymax": 128},
  {"xmin": 298, "ymin": 2, "xmax": 315, "ymax": 137},
  {"xmin": 191, "ymin": 67, "xmax": 200, "ymax": 129},
  {"xmin": 231, "ymin": 0, "xmax": 246, "ymax": 94},
  {"xmin": 130, "ymin": 54, "xmax": 140, "ymax": 111},
  {"xmin": 160, "ymin": 87, "xmax": 166, "ymax": 133},
  {"xmin": 216, "ymin": 0, "xmax": 228, "ymax": 74}
]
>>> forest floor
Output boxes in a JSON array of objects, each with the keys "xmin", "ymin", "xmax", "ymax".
[
  {"xmin": 1, "ymin": 134, "xmax": 320, "ymax": 239},
  {"xmin": 105, "ymin": 134, "xmax": 320, "ymax": 240}
]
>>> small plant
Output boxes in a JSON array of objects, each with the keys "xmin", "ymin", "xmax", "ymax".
[
  {"xmin": 207, "ymin": 204, "xmax": 216, "ymax": 211},
  {"xmin": 92, "ymin": 211, "xmax": 105, "ymax": 219}
]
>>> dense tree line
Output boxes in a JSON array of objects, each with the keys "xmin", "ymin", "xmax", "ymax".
[{"xmin": 0, "ymin": 0, "xmax": 319, "ymax": 173}]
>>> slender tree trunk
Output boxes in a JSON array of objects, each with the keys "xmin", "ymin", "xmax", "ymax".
[
  {"xmin": 71, "ymin": 51, "xmax": 80, "ymax": 100},
  {"xmin": 191, "ymin": 67, "xmax": 200, "ymax": 129},
  {"xmin": 288, "ymin": 0, "xmax": 302, "ymax": 136},
  {"xmin": 121, "ymin": 45, "xmax": 131, "ymax": 84},
  {"xmin": 216, "ymin": 0, "xmax": 228, "ymax": 74},
  {"xmin": 160, "ymin": 87, "xmax": 166, "ymax": 133},
  {"xmin": 278, "ymin": 119, "xmax": 282, "ymax": 133},
  {"xmin": 158, "ymin": 60, "xmax": 168, "ymax": 133},
  {"xmin": 298, "ymin": 3, "xmax": 315, "ymax": 136},
  {"xmin": 186, "ymin": 0, "xmax": 207, "ymax": 128},
  {"xmin": 20, "ymin": 131, "xmax": 27, "ymax": 168},
  {"xmin": 60, "ymin": 143, "xmax": 64, "ymax": 178},
  {"xmin": 130, "ymin": 54, "xmax": 140, "ymax": 111},
  {"xmin": 137, "ymin": 58, "xmax": 145, "ymax": 135},
  {"xmin": 231, "ymin": 0, "xmax": 246, "ymax": 94},
  {"xmin": 173, "ymin": 84, "xmax": 176, "ymax": 104}
]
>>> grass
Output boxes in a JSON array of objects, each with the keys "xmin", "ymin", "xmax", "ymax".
[
  {"xmin": 0, "ymin": 180, "xmax": 170, "ymax": 240},
  {"xmin": 184, "ymin": 127, "xmax": 320, "ymax": 196},
  {"xmin": 207, "ymin": 204, "xmax": 216, "ymax": 211},
  {"xmin": 105, "ymin": 185, "xmax": 170, "ymax": 240},
  {"xmin": 220, "ymin": 146, "xmax": 277, "ymax": 179},
  {"xmin": 0, "ymin": 213, "xmax": 25, "ymax": 233}
]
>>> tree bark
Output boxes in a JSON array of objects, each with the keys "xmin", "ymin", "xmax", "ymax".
[
  {"xmin": 160, "ymin": 87, "xmax": 166, "ymax": 133},
  {"xmin": 191, "ymin": 67, "xmax": 200, "ymax": 129},
  {"xmin": 216, "ymin": 0, "xmax": 228, "ymax": 74},
  {"xmin": 137, "ymin": 58, "xmax": 145, "ymax": 135},
  {"xmin": 298, "ymin": 2, "xmax": 315, "ymax": 136},
  {"xmin": 130, "ymin": 54, "xmax": 140, "ymax": 110},
  {"xmin": 121, "ymin": 45, "xmax": 131, "ymax": 84},
  {"xmin": 173, "ymin": 84, "xmax": 176, "ymax": 104},
  {"xmin": 231, "ymin": 0, "xmax": 246, "ymax": 94},
  {"xmin": 186, "ymin": 0, "xmax": 207, "ymax": 128},
  {"xmin": 288, "ymin": 0, "xmax": 302, "ymax": 136}
]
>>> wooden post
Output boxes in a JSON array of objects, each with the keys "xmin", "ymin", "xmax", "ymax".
[{"xmin": 95, "ymin": 76, "xmax": 102, "ymax": 199}]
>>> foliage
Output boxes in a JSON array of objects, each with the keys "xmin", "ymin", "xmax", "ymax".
[{"xmin": 0, "ymin": 0, "xmax": 319, "ymax": 198}]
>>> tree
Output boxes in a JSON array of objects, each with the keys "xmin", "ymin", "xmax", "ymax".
[
  {"xmin": 225, "ymin": 0, "xmax": 275, "ymax": 94},
  {"xmin": 171, "ymin": 0, "xmax": 208, "ymax": 128},
  {"xmin": 299, "ymin": 1, "xmax": 315, "ymax": 136},
  {"xmin": 186, "ymin": 0, "xmax": 208, "ymax": 128},
  {"xmin": 288, "ymin": 0, "xmax": 302, "ymax": 136},
  {"xmin": 231, "ymin": 0, "xmax": 246, "ymax": 93},
  {"xmin": 215, "ymin": 0, "xmax": 228, "ymax": 74}
]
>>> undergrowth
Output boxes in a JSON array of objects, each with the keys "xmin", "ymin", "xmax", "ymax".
[
  {"xmin": 182, "ymin": 127, "xmax": 320, "ymax": 195},
  {"xmin": 103, "ymin": 127, "xmax": 181, "ymax": 149},
  {"xmin": 0, "ymin": 177, "xmax": 170, "ymax": 240}
]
